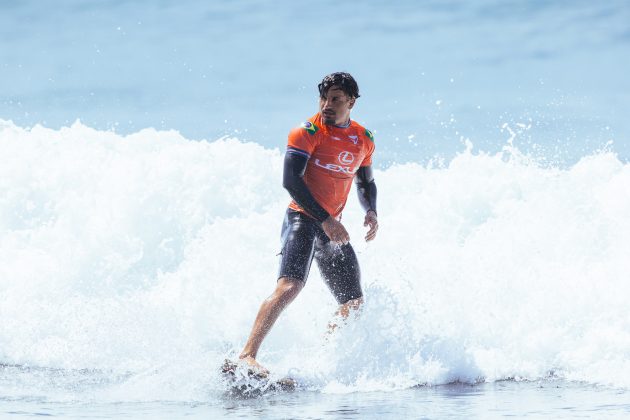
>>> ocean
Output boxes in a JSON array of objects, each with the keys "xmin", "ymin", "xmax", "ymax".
[{"xmin": 1, "ymin": 0, "xmax": 630, "ymax": 418}]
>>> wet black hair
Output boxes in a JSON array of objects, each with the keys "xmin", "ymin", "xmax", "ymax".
[{"xmin": 318, "ymin": 72, "xmax": 360, "ymax": 99}]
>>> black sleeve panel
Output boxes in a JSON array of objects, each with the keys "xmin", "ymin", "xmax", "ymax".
[
  {"xmin": 355, "ymin": 166, "xmax": 378, "ymax": 215},
  {"xmin": 282, "ymin": 152, "xmax": 330, "ymax": 222}
]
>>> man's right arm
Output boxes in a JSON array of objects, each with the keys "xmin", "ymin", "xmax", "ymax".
[{"xmin": 282, "ymin": 151, "xmax": 330, "ymax": 223}]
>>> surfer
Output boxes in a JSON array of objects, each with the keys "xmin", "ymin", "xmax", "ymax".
[{"xmin": 238, "ymin": 72, "xmax": 378, "ymax": 374}]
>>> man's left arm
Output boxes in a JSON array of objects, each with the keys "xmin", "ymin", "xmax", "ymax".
[{"xmin": 355, "ymin": 166, "xmax": 378, "ymax": 242}]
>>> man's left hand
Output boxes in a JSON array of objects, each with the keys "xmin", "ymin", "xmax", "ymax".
[{"xmin": 364, "ymin": 210, "xmax": 378, "ymax": 242}]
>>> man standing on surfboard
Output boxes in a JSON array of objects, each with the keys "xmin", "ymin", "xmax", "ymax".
[{"xmin": 238, "ymin": 72, "xmax": 378, "ymax": 374}]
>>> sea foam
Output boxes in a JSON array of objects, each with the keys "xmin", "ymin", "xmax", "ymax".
[{"xmin": 1, "ymin": 120, "xmax": 629, "ymax": 400}]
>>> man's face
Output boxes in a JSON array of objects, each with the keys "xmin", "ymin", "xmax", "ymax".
[{"xmin": 319, "ymin": 86, "xmax": 355, "ymax": 126}]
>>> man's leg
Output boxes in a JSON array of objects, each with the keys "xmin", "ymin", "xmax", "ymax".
[
  {"xmin": 239, "ymin": 277, "xmax": 304, "ymax": 373},
  {"xmin": 335, "ymin": 297, "xmax": 363, "ymax": 319},
  {"xmin": 238, "ymin": 210, "xmax": 316, "ymax": 372},
  {"xmin": 315, "ymin": 242, "xmax": 364, "ymax": 331},
  {"xmin": 327, "ymin": 297, "xmax": 363, "ymax": 333}
]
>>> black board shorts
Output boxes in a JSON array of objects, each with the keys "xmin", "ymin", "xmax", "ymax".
[{"xmin": 278, "ymin": 209, "xmax": 362, "ymax": 304}]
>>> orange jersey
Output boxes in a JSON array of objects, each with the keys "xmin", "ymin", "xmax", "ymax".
[{"xmin": 286, "ymin": 113, "xmax": 375, "ymax": 219}]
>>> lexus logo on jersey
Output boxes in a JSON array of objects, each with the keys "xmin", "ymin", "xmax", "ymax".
[{"xmin": 338, "ymin": 151, "xmax": 355, "ymax": 165}]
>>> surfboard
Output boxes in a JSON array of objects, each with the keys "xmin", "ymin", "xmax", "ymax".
[{"xmin": 221, "ymin": 359, "xmax": 296, "ymax": 396}]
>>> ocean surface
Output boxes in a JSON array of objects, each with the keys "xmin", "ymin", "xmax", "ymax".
[{"xmin": 2, "ymin": 0, "xmax": 630, "ymax": 418}]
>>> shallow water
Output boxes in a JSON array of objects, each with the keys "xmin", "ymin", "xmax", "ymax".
[{"xmin": 1, "ymin": 381, "xmax": 629, "ymax": 419}]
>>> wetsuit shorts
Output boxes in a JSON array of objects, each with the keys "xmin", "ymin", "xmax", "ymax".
[{"xmin": 278, "ymin": 209, "xmax": 363, "ymax": 304}]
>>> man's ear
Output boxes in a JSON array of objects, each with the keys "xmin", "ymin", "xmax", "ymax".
[{"xmin": 348, "ymin": 98, "xmax": 356, "ymax": 109}]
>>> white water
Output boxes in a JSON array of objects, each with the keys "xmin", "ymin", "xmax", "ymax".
[{"xmin": 1, "ymin": 120, "xmax": 629, "ymax": 402}]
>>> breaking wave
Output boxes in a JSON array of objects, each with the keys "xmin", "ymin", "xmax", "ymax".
[{"xmin": 1, "ymin": 120, "xmax": 629, "ymax": 401}]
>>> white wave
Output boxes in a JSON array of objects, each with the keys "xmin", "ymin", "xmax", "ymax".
[{"xmin": 1, "ymin": 120, "xmax": 629, "ymax": 400}]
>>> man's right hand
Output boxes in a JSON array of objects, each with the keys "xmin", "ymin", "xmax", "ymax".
[{"xmin": 322, "ymin": 217, "xmax": 350, "ymax": 245}]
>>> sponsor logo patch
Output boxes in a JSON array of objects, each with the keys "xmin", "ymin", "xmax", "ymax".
[
  {"xmin": 331, "ymin": 134, "xmax": 358, "ymax": 145},
  {"xmin": 338, "ymin": 151, "xmax": 355, "ymax": 165},
  {"xmin": 364, "ymin": 128, "xmax": 374, "ymax": 142}
]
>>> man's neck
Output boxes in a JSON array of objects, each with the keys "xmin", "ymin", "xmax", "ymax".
[
  {"xmin": 331, "ymin": 118, "xmax": 351, "ymax": 128},
  {"xmin": 335, "ymin": 119, "xmax": 351, "ymax": 128},
  {"xmin": 319, "ymin": 112, "xmax": 351, "ymax": 128}
]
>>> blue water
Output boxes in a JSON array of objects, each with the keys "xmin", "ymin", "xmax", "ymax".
[
  {"xmin": 1, "ymin": 0, "xmax": 629, "ymax": 165},
  {"xmin": 2, "ymin": 0, "xmax": 630, "ymax": 418}
]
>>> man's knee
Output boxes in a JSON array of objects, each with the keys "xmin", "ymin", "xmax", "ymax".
[{"xmin": 273, "ymin": 277, "xmax": 304, "ymax": 302}]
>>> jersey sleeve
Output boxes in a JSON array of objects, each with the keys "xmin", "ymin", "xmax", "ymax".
[
  {"xmin": 287, "ymin": 123, "xmax": 319, "ymax": 158},
  {"xmin": 360, "ymin": 128, "xmax": 376, "ymax": 167}
]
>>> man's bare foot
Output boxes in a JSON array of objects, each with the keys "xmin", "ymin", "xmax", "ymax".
[{"xmin": 239, "ymin": 355, "xmax": 269, "ymax": 377}]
